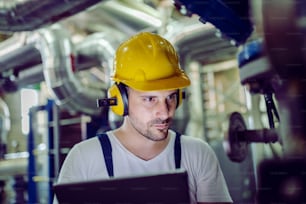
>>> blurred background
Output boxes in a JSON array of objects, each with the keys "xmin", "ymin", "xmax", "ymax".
[{"xmin": 0, "ymin": 0, "xmax": 305, "ymax": 203}]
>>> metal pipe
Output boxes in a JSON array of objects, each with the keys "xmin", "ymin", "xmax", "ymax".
[
  {"xmin": 0, "ymin": 157, "xmax": 27, "ymax": 178},
  {"xmin": 40, "ymin": 25, "xmax": 117, "ymax": 116},
  {"xmin": 0, "ymin": 43, "xmax": 41, "ymax": 73},
  {"xmin": 28, "ymin": 105, "xmax": 46, "ymax": 203},
  {"xmin": 15, "ymin": 64, "xmax": 44, "ymax": 87},
  {"xmin": 46, "ymin": 99, "xmax": 57, "ymax": 204},
  {"xmin": 0, "ymin": 0, "xmax": 103, "ymax": 32}
]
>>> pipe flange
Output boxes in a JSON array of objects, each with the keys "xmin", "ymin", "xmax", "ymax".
[{"xmin": 224, "ymin": 112, "xmax": 248, "ymax": 162}]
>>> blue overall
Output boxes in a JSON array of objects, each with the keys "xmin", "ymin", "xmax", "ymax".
[{"xmin": 97, "ymin": 132, "xmax": 182, "ymax": 177}]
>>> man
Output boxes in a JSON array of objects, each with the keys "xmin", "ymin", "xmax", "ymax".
[{"xmin": 55, "ymin": 32, "xmax": 232, "ymax": 203}]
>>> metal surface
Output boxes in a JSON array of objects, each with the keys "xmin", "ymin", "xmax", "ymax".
[
  {"xmin": 0, "ymin": 0, "xmax": 103, "ymax": 32},
  {"xmin": 0, "ymin": 157, "xmax": 27, "ymax": 178},
  {"xmin": 0, "ymin": 26, "xmax": 123, "ymax": 115},
  {"xmin": 0, "ymin": 33, "xmax": 42, "ymax": 92},
  {"xmin": 0, "ymin": 42, "xmax": 41, "ymax": 73},
  {"xmin": 165, "ymin": 17, "xmax": 238, "ymax": 66},
  {"xmin": 224, "ymin": 112, "xmax": 248, "ymax": 162},
  {"xmin": 39, "ymin": 25, "xmax": 113, "ymax": 116},
  {"xmin": 224, "ymin": 112, "xmax": 279, "ymax": 162}
]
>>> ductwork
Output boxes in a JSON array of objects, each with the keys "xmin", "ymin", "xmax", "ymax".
[
  {"xmin": 0, "ymin": 24, "xmax": 122, "ymax": 116},
  {"xmin": 0, "ymin": 0, "xmax": 103, "ymax": 32},
  {"xmin": 96, "ymin": 0, "xmax": 162, "ymax": 33},
  {"xmin": 38, "ymin": 25, "xmax": 91, "ymax": 116},
  {"xmin": 75, "ymin": 29, "xmax": 125, "ymax": 89},
  {"xmin": 15, "ymin": 64, "xmax": 44, "ymax": 88},
  {"xmin": 38, "ymin": 24, "xmax": 125, "ymax": 116},
  {"xmin": 61, "ymin": 0, "xmax": 162, "ymax": 35},
  {"xmin": 0, "ymin": 33, "xmax": 41, "ymax": 73},
  {"xmin": 0, "ymin": 0, "xmax": 238, "ymax": 117},
  {"xmin": 164, "ymin": 17, "xmax": 238, "ymax": 66},
  {"xmin": 0, "ymin": 33, "xmax": 43, "ymax": 92},
  {"xmin": 0, "ymin": 0, "xmax": 163, "ymax": 116}
]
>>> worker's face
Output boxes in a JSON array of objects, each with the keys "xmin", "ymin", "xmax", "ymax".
[{"xmin": 126, "ymin": 88, "xmax": 178, "ymax": 141}]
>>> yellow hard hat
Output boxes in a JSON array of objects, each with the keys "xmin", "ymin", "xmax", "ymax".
[{"xmin": 111, "ymin": 32, "xmax": 190, "ymax": 91}]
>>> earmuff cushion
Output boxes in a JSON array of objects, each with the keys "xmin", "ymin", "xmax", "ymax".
[
  {"xmin": 177, "ymin": 89, "xmax": 185, "ymax": 108},
  {"xmin": 108, "ymin": 83, "xmax": 128, "ymax": 116},
  {"xmin": 117, "ymin": 83, "xmax": 128, "ymax": 116}
]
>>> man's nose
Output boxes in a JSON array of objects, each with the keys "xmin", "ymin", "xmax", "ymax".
[{"xmin": 155, "ymin": 100, "xmax": 170, "ymax": 119}]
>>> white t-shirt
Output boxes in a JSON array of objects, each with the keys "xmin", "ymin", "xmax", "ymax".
[{"xmin": 56, "ymin": 130, "xmax": 232, "ymax": 203}]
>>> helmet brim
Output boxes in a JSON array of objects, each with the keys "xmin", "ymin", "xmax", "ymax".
[{"xmin": 115, "ymin": 73, "xmax": 191, "ymax": 91}]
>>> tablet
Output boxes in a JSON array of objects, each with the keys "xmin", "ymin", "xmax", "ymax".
[{"xmin": 53, "ymin": 170, "xmax": 190, "ymax": 204}]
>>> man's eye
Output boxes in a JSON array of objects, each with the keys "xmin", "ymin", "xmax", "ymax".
[
  {"xmin": 143, "ymin": 97, "xmax": 155, "ymax": 102},
  {"xmin": 167, "ymin": 93, "xmax": 177, "ymax": 101}
]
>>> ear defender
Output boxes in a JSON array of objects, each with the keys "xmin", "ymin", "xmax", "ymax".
[
  {"xmin": 108, "ymin": 83, "xmax": 128, "ymax": 116},
  {"xmin": 176, "ymin": 89, "xmax": 185, "ymax": 108}
]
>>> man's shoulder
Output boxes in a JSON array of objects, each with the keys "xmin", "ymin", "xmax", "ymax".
[
  {"xmin": 72, "ymin": 136, "xmax": 101, "ymax": 150},
  {"xmin": 179, "ymin": 133, "xmax": 211, "ymax": 150},
  {"xmin": 180, "ymin": 133, "xmax": 205, "ymax": 142}
]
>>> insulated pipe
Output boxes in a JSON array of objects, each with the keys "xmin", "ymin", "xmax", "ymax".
[
  {"xmin": 0, "ymin": 25, "xmax": 123, "ymax": 116},
  {"xmin": 0, "ymin": 32, "xmax": 43, "ymax": 92},
  {"xmin": 15, "ymin": 64, "xmax": 44, "ymax": 88},
  {"xmin": 164, "ymin": 18, "xmax": 214, "ymax": 67},
  {"xmin": 0, "ymin": 33, "xmax": 41, "ymax": 73},
  {"xmin": 0, "ymin": 0, "xmax": 103, "ymax": 32},
  {"xmin": 164, "ymin": 17, "xmax": 238, "ymax": 65},
  {"xmin": 39, "ymin": 25, "xmax": 120, "ymax": 116},
  {"xmin": 97, "ymin": 0, "xmax": 162, "ymax": 33},
  {"xmin": 75, "ymin": 30, "xmax": 125, "ymax": 89},
  {"xmin": 0, "ymin": 43, "xmax": 41, "ymax": 73},
  {"xmin": 38, "ymin": 25, "xmax": 94, "ymax": 116}
]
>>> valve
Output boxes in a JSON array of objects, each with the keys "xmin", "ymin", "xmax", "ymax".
[{"xmin": 224, "ymin": 112, "xmax": 279, "ymax": 162}]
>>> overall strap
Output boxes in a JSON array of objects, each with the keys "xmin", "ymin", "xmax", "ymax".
[
  {"xmin": 97, "ymin": 133, "xmax": 114, "ymax": 177},
  {"xmin": 174, "ymin": 131, "xmax": 182, "ymax": 169},
  {"xmin": 98, "ymin": 131, "xmax": 181, "ymax": 177}
]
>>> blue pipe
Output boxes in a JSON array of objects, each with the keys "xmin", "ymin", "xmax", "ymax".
[
  {"xmin": 27, "ymin": 105, "xmax": 45, "ymax": 204},
  {"xmin": 46, "ymin": 99, "xmax": 54, "ymax": 204}
]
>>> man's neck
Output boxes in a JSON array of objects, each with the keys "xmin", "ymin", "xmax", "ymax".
[{"xmin": 113, "ymin": 126, "xmax": 170, "ymax": 161}]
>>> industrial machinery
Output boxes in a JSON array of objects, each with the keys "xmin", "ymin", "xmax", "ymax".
[
  {"xmin": 175, "ymin": 0, "xmax": 306, "ymax": 203},
  {"xmin": 0, "ymin": 0, "xmax": 304, "ymax": 203}
]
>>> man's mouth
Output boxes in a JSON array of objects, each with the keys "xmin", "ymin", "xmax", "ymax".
[{"xmin": 154, "ymin": 123, "xmax": 169, "ymax": 130}]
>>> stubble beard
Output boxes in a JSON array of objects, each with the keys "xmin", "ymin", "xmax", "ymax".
[{"xmin": 128, "ymin": 116, "xmax": 172, "ymax": 142}]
